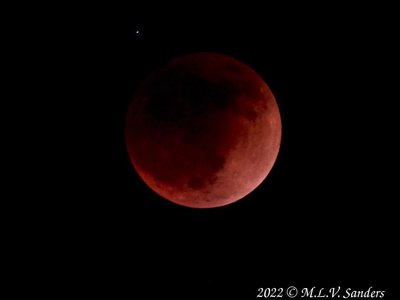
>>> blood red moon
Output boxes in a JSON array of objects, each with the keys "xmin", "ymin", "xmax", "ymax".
[{"xmin": 125, "ymin": 52, "xmax": 281, "ymax": 208}]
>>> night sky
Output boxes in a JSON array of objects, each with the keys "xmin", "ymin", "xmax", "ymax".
[{"xmin": 33, "ymin": 4, "xmax": 396, "ymax": 298}]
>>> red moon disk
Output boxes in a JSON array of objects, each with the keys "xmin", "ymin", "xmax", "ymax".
[{"xmin": 125, "ymin": 52, "xmax": 281, "ymax": 208}]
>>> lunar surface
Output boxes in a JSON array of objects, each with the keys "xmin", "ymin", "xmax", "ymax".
[{"xmin": 125, "ymin": 52, "xmax": 281, "ymax": 208}]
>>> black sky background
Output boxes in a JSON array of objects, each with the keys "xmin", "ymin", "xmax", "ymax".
[{"xmin": 24, "ymin": 3, "xmax": 397, "ymax": 298}]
